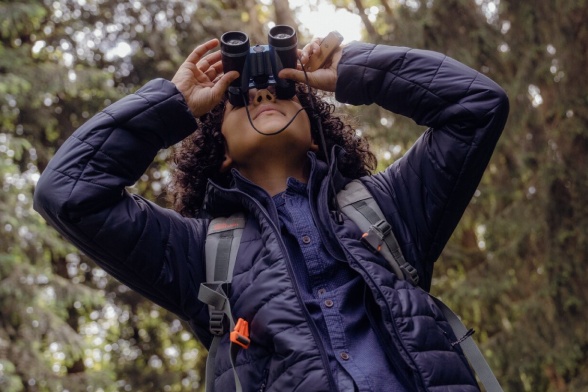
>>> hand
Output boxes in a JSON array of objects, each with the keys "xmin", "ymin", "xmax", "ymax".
[
  {"xmin": 171, "ymin": 39, "xmax": 239, "ymax": 118},
  {"xmin": 278, "ymin": 37, "xmax": 343, "ymax": 92}
]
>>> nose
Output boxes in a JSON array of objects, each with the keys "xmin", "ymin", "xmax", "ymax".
[{"xmin": 252, "ymin": 89, "xmax": 276, "ymax": 106}]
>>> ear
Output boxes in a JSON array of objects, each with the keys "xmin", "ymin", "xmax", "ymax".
[{"xmin": 219, "ymin": 154, "xmax": 233, "ymax": 173}]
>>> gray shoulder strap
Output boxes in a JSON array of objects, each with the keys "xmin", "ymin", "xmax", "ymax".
[
  {"xmin": 337, "ymin": 180, "xmax": 419, "ymax": 285},
  {"xmin": 432, "ymin": 297, "xmax": 504, "ymax": 391},
  {"xmin": 199, "ymin": 213, "xmax": 246, "ymax": 392},
  {"xmin": 337, "ymin": 180, "xmax": 503, "ymax": 391},
  {"xmin": 205, "ymin": 213, "xmax": 246, "ymax": 283}
]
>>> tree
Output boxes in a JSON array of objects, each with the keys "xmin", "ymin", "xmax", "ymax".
[
  {"xmin": 334, "ymin": 0, "xmax": 588, "ymax": 390},
  {"xmin": 4, "ymin": 0, "xmax": 587, "ymax": 390},
  {"xmin": 1, "ymin": 0, "xmax": 306, "ymax": 390}
]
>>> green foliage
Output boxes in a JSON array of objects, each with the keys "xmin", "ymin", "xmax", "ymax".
[
  {"xmin": 2, "ymin": 0, "xmax": 587, "ymax": 391},
  {"xmin": 348, "ymin": 1, "xmax": 588, "ymax": 391}
]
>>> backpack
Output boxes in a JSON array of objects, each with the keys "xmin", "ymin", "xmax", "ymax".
[{"xmin": 197, "ymin": 180, "xmax": 503, "ymax": 392}]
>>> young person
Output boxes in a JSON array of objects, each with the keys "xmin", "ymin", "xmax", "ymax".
[{"xmin": 34, "ymin": 34, "xmax": 509, "ymax": 391}]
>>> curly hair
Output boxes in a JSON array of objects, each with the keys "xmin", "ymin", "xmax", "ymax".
[{"xmin": 169, "ymin": 83, "xmax": 377, "ymax": 217}]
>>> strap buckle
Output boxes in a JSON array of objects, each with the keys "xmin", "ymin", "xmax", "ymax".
[
  {"xmin": 400, "ymin": 262, "xmax": 420, "ymax": 285},
  {"xmin": 209, "ymin": 310, "xmax": 226, "ymax": 336},
  {"xmin": 361, "ymin": 220, "xmax": 391, "ymax": 252},
  {"xmin": 230, "ymin": 318, "xmax": 250, "ymax": 349}
]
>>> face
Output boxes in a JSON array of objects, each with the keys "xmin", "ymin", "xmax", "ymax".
[{"xmin": 220, "ymin": 86, "xmax": 316, "ymax": 171}]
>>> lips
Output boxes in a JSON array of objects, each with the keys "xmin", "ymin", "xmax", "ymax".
[{"xmin": 253, "ymin": 105, "xmax": 284, "ymax": 120}]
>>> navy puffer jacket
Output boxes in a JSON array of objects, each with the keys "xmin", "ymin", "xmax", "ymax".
[{"xmin": 34, "ymin": 42, "xmax": 509, "ymax": 391}]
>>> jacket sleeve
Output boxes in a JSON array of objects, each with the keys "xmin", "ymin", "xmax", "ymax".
[
  {"xmin": 336, "ymin": 43, "xmax": 509, "ymax": 290},
  {"xmin": 33, "ymin": 79, "xmax": 209, "ymax": 321}
]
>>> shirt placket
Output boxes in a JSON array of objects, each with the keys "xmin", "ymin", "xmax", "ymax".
[{"xmin": 285, "ymin": 192, "xmax": 372, "ymax": 391}]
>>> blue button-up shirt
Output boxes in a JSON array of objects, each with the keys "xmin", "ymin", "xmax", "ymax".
[{"xmin": 272, "ymin": 178, "xmax": 410, "ymax": 392}]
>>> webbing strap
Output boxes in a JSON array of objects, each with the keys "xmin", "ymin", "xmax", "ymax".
[
  {"xmin": 337, "ymin": 180, "xmax": 418, "ymax": 284},
  {"xmin": 214, "ymin": 232, "xmax": 233, "ymax": 281},
  {"xmin": 198, "ymin": 283, "xmax": 228, "ymax": 313},
  {"xmin": 205, "ymin": 337, "xmax": 220, "ymax": 392},
  {"xmin": 205, "ymin": 213, "xmax": 246, "ymax": 283},
  {"xmin": 432, "ymin": 297, "xmax": 504, "ymax": 392},
  {"xmin": 352, "ymin": 199, "xmax": 381, "ymax": 223},
  {"xmin": 198, "ymin": 282, "xmax": 243, "ymax": 392},
  {"xmin": 201, "ymin": 213, "xmax": 246, "ymax": 392},
  {"xmin": 337, "ymin": 180, "xmax": 503, "ymax": 391},
  {"xmin": 352, "ymin": 201, "xmax": 419, "ymax": 285}
]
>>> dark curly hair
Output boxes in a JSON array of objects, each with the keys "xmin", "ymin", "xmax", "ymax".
[{"xmin": 169, "ymin": 83, "xmax": 377, "ymax": 217}]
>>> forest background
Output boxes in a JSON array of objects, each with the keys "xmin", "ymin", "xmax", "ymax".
[{"xmin": 1, "ymin": 0, "xmax": 587, "ymax": 391}]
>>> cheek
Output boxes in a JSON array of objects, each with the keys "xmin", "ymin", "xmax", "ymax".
[
  {"xmin": 296, "ymin": 111, "xmax": 312, "ymax": 138},
  {"xmin": 221, "ymin": 112, "xmax": 244, "ymax": 146}
]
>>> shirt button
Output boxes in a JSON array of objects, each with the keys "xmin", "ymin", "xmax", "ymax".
[
  {"xmin": 340, "ymin": 352, "xmax": 350, "ymax": 360},
  {"xmin": 324, "ymin": 299, "xmax": 334, "ymax": 308},
  {"xmin": 317, "ymin": 288, "xmax": 326, "ymax": 296},
  {"xmin": 301, "ymin": 235, "xmax": 311, "ymax": 244}
]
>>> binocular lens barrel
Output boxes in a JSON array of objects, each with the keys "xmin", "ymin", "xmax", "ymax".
[
  {"xmin": 220, "ymin": 26, "xmax": 297, "ymax": 106},
  {"xmin": 268, "ymin": 25, "xmax": 297, "ymax": 91},
  {"xmin": 220, "ymin": 31, "xmax": 250, "ymax": 56},
  {"xmin": 220, "ymin": 31, "xmax": 250, "ymax": 97},
  {"xmin": 268, "ymin": 25, "xmax": 297, "ymax": 49}
]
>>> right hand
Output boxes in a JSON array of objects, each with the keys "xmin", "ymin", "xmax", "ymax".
[
  {"xmin": 278, "ymin": 37, "xmax": 343, "ymax": 92},
  {"xmin": 171, "ymin": 39, "xmax": 239, "ymax": 118}
]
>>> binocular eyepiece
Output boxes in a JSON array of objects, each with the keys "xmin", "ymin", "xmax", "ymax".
[{"xmin": 221, "ymin": 25, "xmax": 298, "ymax": 106}]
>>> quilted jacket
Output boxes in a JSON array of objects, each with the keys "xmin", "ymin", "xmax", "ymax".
[{"xmin": 34, "ymin": 42, "xmax": 509, "ymax": 391}]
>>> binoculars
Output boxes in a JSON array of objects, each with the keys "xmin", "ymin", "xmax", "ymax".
[{"xmin": 220, "ymin": 25, "xmax": 298, "ymax": 106}]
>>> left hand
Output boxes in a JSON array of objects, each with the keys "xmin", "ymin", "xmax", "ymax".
[
  {"xmin": 171, "ymin": 39, "xmax": 239, "ymax": 118},
  {"xmin": 278, "ymin": 37, "xmax": 343, "ymax": 92}
]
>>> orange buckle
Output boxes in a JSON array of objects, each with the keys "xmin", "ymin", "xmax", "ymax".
[
  {"xmin": 362, "ymin": 232, "xmax": 382, "ymax": 252},
  {"xmin": 230, "ymin": 318, "xmax": 250, "ymax": 349}
]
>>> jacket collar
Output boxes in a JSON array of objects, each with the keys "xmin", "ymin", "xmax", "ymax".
[{"xmin": 202, "ymin": 146, "xmax": 349, "ymax": 217}]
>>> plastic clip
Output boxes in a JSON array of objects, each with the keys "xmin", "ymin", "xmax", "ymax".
[
  {"xmin": 209, "ymin": 310, "xmax": 226, "ymax": 336},
  {"xmin": 361, "ymin": 220, "xmax": 391, "ymax": 253},
  {"xmin": 230, "ymin": 318, "xmax": 250, "ymax": 349},
  {"xmin": 451, "ymin": 328, "xmax": 475, "ymax": 348}
]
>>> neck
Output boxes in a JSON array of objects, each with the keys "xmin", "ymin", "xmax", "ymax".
[{"xmin": 236, "ymin": 156, "xmax": 311, "ymax": 196}]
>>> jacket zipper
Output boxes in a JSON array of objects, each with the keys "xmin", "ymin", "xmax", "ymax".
[
  {"xmin": 224, "ymin": 189, "xmax": 338, "ymax": 392},
  {"xmin": 340, "ymin": 245, "xmax": 427, "ymax": 391},
  {"xmin": 258, "ymin": 368, "xmax": 269, "ymax": 392},
  {"xmin": 311, "ymin": 175, "xmax": 427, "ymax": 391}
]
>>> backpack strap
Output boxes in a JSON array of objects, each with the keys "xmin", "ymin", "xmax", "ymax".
[
  {"xmin": 204, "ymin": 214, "xmax": 246, "ymax": 282},
  {"xmin": 337, "ymin": 180, "xmax": 419, "ymax": 285},
  {"xmin": 431, "ymin": 297, "xmax": 504, "ymax": 392},
  {"xmin": 337, "ymin": 180, "xmax": 504, "ymax": 392},
  {"xmin": 198, "ymin": 213, "xmax": 247, "ymax": 392}
]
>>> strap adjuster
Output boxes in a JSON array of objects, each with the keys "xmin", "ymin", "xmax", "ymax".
[
  {"xmin": 209, "ymin": 310, "xmax": 226, "ymax": 336},
  {"xmin": 400, "ymin": 262, "xmax": 420, "ymax": 285},
  {"xmin": 361, "ymin": 220, "xmax": 391, "ymax": 252}
]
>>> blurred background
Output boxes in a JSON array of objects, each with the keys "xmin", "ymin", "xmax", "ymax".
[{"xmin": 1, "ymin": 0, "xmax": 587, "ymax": 391}]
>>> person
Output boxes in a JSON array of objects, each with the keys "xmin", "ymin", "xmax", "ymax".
[{"xmin": 34, "ymin": 32, "xmax": 509, "ymax": 391}]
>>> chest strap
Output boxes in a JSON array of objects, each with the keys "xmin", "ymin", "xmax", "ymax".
[{"xmin": 337, "ymin": 180, "xmax": 420, "ymax": 285}]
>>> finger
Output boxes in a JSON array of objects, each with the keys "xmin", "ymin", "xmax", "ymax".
[
  {"xmin": 208, "ymin": 60, "xmax": 225, "ymax": 74},
  {"xmin": 278, "ymin": 68, "xmax": 306, "ymax": 84},
  {"xmin": 197, "ymin": 50, "xmax": 222, "ymax": 70},
  {"xmin": 212, "ymin": 70, "xmax": 240, "ymax": 97},
  {"xmin": 205, "ymin": 68, "xmax": 217, "ymax": 80},
  {"xmin": 300, "ymin": 40, "xmax": 321, "ymax": 64},
  {"xmin": 202, "ymin": 61, "xmax": 224, "ymax": 81},
  {"xmin": 185, "ymin": 39, "xmax": 219, "ymax": 64},
  {"xmin": 197, "ymin": 57, "xmax": 212, "ymax": 73}
]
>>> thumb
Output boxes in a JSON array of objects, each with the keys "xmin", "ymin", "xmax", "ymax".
[
  {"xmin": 279, "ymin": 68, "xmax": 335, "ymax": 92},
  {"xmin": 278, "ymin": 68, "xmax": 307, "ymax": 84}
]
